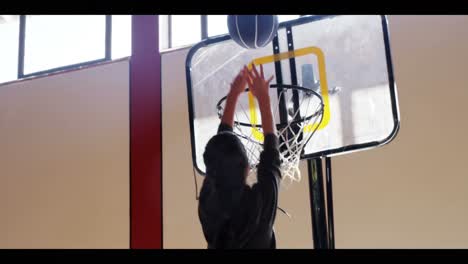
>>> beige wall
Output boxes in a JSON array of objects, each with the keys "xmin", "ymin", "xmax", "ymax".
[
  {"xmin": 162, "ymin": 15, "xmax": 468, "ymax": 248},
  {"xmin": 0, "ymin": 60, "xmax": 130, "ymax": 248},
  {"xmin": 332, "ymin": 15, "xmax": 468, "ymax": 248},
  {"xmin": 162, "ymin": 50, "xmax": 205, "ymax": 248}
]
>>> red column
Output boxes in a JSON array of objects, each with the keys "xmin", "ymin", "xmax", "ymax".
[{"xmin": 130, "ymin": 15, "xmax": 162, "ymax": 249}]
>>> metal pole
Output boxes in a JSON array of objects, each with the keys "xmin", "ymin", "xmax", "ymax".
[
  {"xmin": 325, "ymin": 157, "xmax": 335, "ymax": 248},
  {"xmin": 307, "ymin": 158, "xmax": 328, "ymax": 249}
]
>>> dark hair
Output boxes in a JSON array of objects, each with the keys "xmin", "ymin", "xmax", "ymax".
[
  {"xmin": 203, "ymin": 131, "xmax": 249, "ymax": 190},
  {"xmin": 201, "ymin": 132, "xmax": 251, "ymax": 241}
]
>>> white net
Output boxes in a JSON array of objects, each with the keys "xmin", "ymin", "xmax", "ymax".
[{"xmin": 217, "ymin": 84, "xmax": 324, "ymax": 185}]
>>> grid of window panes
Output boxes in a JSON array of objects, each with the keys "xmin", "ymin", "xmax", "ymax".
[{"xmin": 0, "ymin": 15, "xmax": 303, "ymax": 84}]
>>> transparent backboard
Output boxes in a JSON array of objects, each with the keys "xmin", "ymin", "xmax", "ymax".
[{"xmin": 185, "ymin": 15, "xmax": 400, "ymax": 175}]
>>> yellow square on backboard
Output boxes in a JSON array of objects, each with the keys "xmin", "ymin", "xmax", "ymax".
[{"xmin": 247, "ymin": 46, "xmax": 331, "ymax": 141}]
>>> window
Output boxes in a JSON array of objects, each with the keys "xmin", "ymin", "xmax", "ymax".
[
  {"xmin": 164, "ymin": 15, "xmax": 303, "ymax": 50},
  {"xmin": 0, "ymin": 15, "xmax": 309, "ymax": 84},
  {"xmin": 22, "ymin": 15, "xmax": 107, "ymax": 76},
  {"xmin": 0, "ymin": 15, "xmax": 19, "ymax": 83},
  {"xmin": 206, "ymin": 15, "xmax": 300, "ymax": 38},
  {"xmin": 0, "ymin": 15, "xmax": 134, "ymax": 84},
  {"xmin": 170, "ymin": 15, "xmax": 201, "ymax": 48},
  {"xmin": 112, "ymin": 15, "xmax": 131, "ymax": 59},
  {"xmin": 207, "ymin": 15, "xmax": 228, "ymax": 37},
  {"xmin": 278, "ymin": 15, "xmax": 300, "ymax": 23}
]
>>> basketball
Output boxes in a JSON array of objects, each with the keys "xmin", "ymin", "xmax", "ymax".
[{"xmin": 227, "ymin": 15, "xmax": 279, "ymax": 49}]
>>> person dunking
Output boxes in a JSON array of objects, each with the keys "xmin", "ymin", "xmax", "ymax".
[{"xmin": 198, "ymin": 64, "xmax": 282, "ymax": 249}]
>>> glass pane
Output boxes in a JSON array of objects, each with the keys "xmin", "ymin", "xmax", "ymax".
[
  {"xmin": 24, "ymin": 15, "xmax": 106, "ymax": 75},
  {"xmin": 112, "ymin": 15, "xmax": 131, "ymax": 59},
  {"xmin": 207, "ymin": 15, "xmax": 228, "ymax": 37},
  {"xmin": 171, "ymin": 15, "xmax": 201, "ymax": 47},
  {"xmin": 0, "ymin": 15, "xmax": 19, "ymax": 83},
  {"xmin": 207, "ymin": 15, "xmax": 300, "ymax": 38},
  {"xmin": 278, "ymin": 15, "xmax": 300, "ymax": 23}
]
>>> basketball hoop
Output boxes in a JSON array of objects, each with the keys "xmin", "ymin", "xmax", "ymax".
[{"xmin": 216, "ymin": 84, "xmax": 324, "ymax": 184}]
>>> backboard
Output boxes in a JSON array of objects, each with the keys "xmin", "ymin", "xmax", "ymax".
[{"xmin": 185, "ymin": 15, "xmax": 400, "ymax": 175}]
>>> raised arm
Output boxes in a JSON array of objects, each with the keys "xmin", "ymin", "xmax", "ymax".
[
  {"xmin": 246, "ymin": 63, "xmax": 281, "ymax": 207},
  {"xmin": 245, "ymin": 64, "xmax": 280, "ymax": 181},
  {"xmin": 245, "ymin": 64, "xmax": 275, "ymax": 136},
  {"xmin": 220, "ymin": 68, "xmax": 248, "ymax": 130}
]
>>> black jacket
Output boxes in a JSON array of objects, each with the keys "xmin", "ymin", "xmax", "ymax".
[{"xmin": 198, "ymin": 123, "xmax": 282, "ymax": 249}]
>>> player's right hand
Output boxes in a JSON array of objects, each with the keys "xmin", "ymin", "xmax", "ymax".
[{"xmin": 245, "ymin": 64, "xmax": 274, "ymax": 104}]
